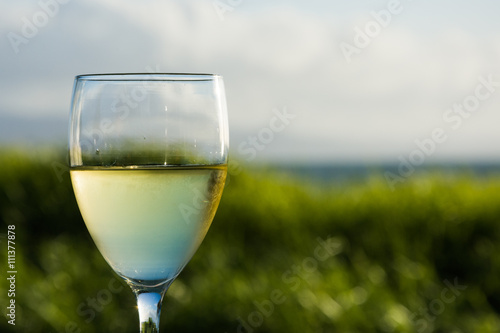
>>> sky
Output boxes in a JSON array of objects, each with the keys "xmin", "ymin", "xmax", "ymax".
[{"xmin": 1, "ymin": 0, "xmax": 500, "ymax": 164}]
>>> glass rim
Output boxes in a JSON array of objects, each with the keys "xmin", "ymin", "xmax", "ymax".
[{"xmin": 75, "ymin": 73, "xmax": 222, "ymax": 81}]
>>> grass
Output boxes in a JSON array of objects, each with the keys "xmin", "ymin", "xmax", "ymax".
[{"xmin": 1, "ymin": 149, "xmax": 500, "ymax": 332}]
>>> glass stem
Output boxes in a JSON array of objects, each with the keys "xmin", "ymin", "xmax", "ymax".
[{"xmin": 133, "ymin": 282, "xmax": 172, "ymax": 333}]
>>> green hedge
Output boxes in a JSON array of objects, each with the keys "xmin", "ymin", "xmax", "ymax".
[{"xmin": 1, "ymin": 150, "xmax": 500, "ymax": 332}]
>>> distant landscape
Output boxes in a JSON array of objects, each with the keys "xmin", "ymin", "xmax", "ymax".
[
  {"xmin": 1, "ymin": 148, "xmax": 500, "ymax": 332},
  {"xmin": 0, "ymin": 115, "xmax": 67, "ymax": 145}
]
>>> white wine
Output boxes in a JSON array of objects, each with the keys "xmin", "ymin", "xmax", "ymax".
[{"xmin": 70, "ymin": 166, "xmax": 227, "ymax": 285}]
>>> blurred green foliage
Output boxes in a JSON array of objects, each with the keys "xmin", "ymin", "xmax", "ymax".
[{"xmin": 1, "ymin": 149, "xmax": 500, "ymax": 332}]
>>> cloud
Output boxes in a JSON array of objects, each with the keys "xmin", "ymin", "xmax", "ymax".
[{"xmin": 1, "ymin": 0, "xmax": 500, "ymax": 162}]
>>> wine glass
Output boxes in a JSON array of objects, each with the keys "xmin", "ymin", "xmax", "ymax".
[{"xmin": 68, "ymin": 73, "xmax": 229, "ymax": 332}]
